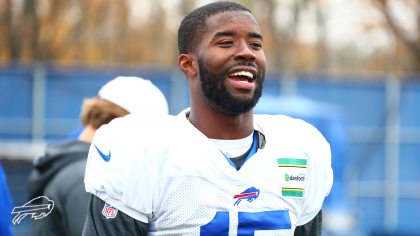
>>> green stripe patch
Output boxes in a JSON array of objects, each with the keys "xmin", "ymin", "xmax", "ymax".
[
  {"xmin": 282, "ymin": 188, "xmax": 304, "ymax": 197},
  {"xmin": 277, "ymin": 158, "xmax": 307, "ymax": 168}
]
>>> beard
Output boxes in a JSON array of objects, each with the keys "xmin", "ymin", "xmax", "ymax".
[{"xmin": 197, "ymin": 57, "xmax": 265, "ymax": 115}]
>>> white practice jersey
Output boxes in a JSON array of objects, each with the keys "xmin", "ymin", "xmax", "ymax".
[{"xmin": 85, "ymin": 108, "xmax": 333, "ymax": 236}]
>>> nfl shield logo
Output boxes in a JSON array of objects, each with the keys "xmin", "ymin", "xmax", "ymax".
[{"xmin": 102, "ymin": 203, "xmax": 118, "ymax": 219}]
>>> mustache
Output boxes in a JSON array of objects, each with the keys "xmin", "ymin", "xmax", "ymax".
[
  {"xmin": 227, "ymin": 62, "xmax": 257, "ymax": 70},
  {"xmin": 221, "ymin": 62, "xmax": 261, "ymax": 77}
]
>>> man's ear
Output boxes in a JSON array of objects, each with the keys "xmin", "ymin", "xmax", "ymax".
[{"xmin": 178, "ymin": 54, "xmax": 197, "ymax": 77}]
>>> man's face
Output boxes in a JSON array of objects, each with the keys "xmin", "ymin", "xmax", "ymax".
[{"xmin": 196, "ymin": 11, "xmax": 266, "ymax": 115}]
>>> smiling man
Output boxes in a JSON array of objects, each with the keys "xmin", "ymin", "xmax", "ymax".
[{"xmin": 83, "ymin": 2, "xmax": 333, "ymax": 236}]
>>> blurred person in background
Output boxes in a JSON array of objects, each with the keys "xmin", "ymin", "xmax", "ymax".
[
  {"xmin": 0, "ymin": 161, "xmax": 14, "ymax": 236},
  {"xmin": 26, "ymin": 76, "xmax": 168, "ymax": 236}
]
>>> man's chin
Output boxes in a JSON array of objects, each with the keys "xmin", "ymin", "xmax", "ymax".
[{"xmin": 220, "ymin": 98, "xmax": 258, "ymax": 115}]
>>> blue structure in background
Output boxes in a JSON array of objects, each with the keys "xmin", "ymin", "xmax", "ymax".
[{"xmin": 1, "ymin": 64, "xmax": 420, "ymax": 235}]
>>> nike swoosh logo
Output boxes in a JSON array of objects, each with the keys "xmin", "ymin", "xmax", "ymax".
[{"xmin": 94, "ymin": 145, "xmax": 111, "ymax": 162}]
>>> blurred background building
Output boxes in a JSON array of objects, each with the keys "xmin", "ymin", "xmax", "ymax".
[{"xmin": 0, "ymin": 0, "xmax": 419, "ymax": 235}]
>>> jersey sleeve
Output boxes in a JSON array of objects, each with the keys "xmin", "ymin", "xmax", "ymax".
[
  {"xmin": 294, "ymin": 209, "xmax": 322, "ymax": 236},
  {"xmin": 82, "ymin": 195, "xmax": 148, "ymax": 236},
  {"xmin": 296, "ymin": 121, "xmax": 333, "ymax": 226},
  {"xmin": 84, "ymin": 117, "xmax": 160, "ymax": 223}
]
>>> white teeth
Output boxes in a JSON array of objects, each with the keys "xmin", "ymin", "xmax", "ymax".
[
  {"xmin": 228, "ymin": 71, "xmax": 254, "ymax": 79},
  {"xmin": 238, "ymin": 80, "xmax": 249, "ymax": 83}
]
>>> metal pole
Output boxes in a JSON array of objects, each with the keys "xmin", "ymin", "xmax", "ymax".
[
  {"xmin": 31, "ymin": 62, "xmax": 46, "ymax": 141},
  {"xmin": 280, "ymin": 72, "xmax": 297, "ymax": 97},
  {"xmin": 384, "ymin": 74, "xmax": 400, "ymax": 232}
]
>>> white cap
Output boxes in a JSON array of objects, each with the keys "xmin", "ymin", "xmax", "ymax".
[{"xmin": 98, "ymin": 76, "xmax": 169, "ymax": 115}]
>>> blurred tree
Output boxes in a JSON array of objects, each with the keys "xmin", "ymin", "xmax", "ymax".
[
  {"xmin": 0, "ymin": 0, "xmax": 418, "ymax": 75},
  {"xmin": 373, "ymin": 0, "xmax": 420, "ymax": 72},
  {"xmin": 179, "ymin": 0, "xmax": 197, "ymax": 19}
]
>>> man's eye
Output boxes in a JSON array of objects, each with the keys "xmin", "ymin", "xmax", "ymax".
[
  {"xmin": 219, "ymin": 41, "xmax": 233, "ymax": 45},
  {"xmin": 251, "ymin": 42, "xmax": 262, "ymax": 48}
]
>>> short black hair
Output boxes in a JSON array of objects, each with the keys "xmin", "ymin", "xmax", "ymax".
[{"xmin": 178, "ymin": 1, "xmax": 252, "ymax": 55}]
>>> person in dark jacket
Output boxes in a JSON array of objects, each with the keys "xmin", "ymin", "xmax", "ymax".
[{"xmin": 27, "ymin": 76, "xmax": 169, "ymax": 236}]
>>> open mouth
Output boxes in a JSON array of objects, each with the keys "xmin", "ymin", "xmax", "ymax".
[
  {"xmin": 227, "ymin": 70, "xmax": 255, "ymax": 89},
  {"xmin": 228, "ymin": 71, "xmax": 254, "ymax": 83}
]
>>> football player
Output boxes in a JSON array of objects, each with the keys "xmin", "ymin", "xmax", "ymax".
[{"xmin": 83, "ymin": 2, "xmax": 333, "ymax": 236}]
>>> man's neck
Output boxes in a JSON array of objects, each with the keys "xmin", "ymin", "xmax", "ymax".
[
  {"xmin": 78, "ymin": 125, "xmax": 97, "ymax": 143},
  {"xmin": 189, "ymin": 102, "xmax": 254, "ymax": 140}
]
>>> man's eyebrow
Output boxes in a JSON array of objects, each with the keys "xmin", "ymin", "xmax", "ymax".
[
  {"xmin": 214, "ymin": 30, "xmax": 235, "ymax": 37},
  {"xmin": 213, "ymin": 31, "xmax": 263, "ymax": 40},
  {"xmin": 250, "ymin": 32, "xmax": 263, "ymax": 40}
]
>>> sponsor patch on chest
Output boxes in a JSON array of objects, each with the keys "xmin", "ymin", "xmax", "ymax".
[{"xmin": 277, "ymin": 158, "xmax": 306, "ymax": 198}]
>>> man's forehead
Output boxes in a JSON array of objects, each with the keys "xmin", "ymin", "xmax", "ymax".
[{"xmin": 205, "ymin": 11, "xmax": 259, "ymax": 30}]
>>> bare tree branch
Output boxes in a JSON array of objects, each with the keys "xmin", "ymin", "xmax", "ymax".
[
  {"xmin": 375, "ymin": 0, "xmax": 420, "ymax": 60},
  {"xmin": 314, "ymin": 0, "xmax": 328, "ymax": 70}
]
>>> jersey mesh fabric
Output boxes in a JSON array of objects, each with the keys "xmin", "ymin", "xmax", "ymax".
[
  {"xmin": 85, "ymin": 112, "xmax": 333, "ymax": 235},
  {"xmin": 149, "ymin": 176, "xmax": 297, "ymax": 236}
]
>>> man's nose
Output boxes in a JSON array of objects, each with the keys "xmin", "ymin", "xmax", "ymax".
[{"xmin": 234, "ymin": 42, "xmax": 256, "ymax": 62}]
